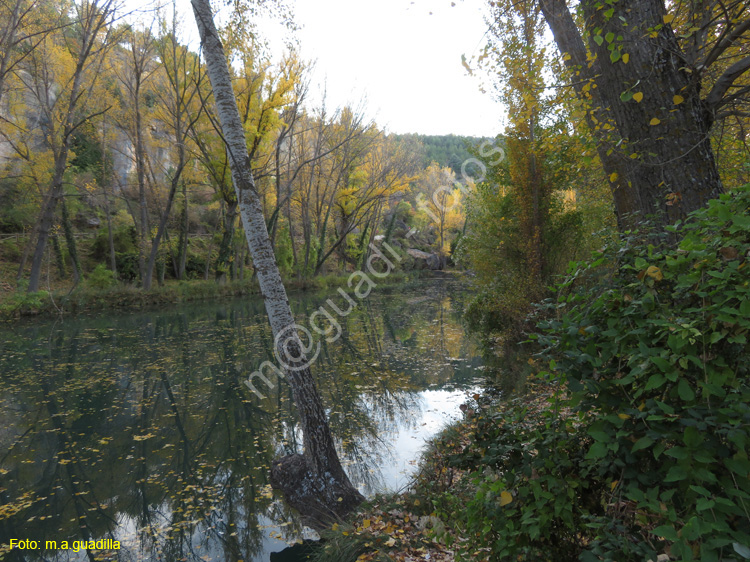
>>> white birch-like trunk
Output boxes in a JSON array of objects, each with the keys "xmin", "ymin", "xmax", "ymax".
[{"xmin": 190, "ymin": 0, "xmax": 362, "ymax": 524}]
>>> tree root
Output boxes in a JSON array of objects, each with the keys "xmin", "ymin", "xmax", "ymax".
[{"xmin": 270, "ymin": 453, "xmax": 364, "ymax": 530}]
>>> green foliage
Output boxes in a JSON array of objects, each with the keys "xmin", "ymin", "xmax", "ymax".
[
  {"xmin": 70, "ymin": 123, "xmax": 109, "ymax": 182},
  {"xmin": 116, "ymin": 251, "xmax": 139, "ymax": 283},
  {"xmin": 455, "ymin": 399, "xmax": 595, "ymax": 561},
  {"xmin": 86, "ymin": 264, "xmax": 115, "ymax": 290},
  {"xmin": 275, "ymin": 226, "xmax": 294, "ymax": 276},
  {"xmin": 298, "ymin": 235, "xmax": 320, "ymax": 278},
  {"xmin": 458, "ymin": 141, "xmax": 587, "ymax": 335},
  {"xmin": 0, "ymin": 237, "xmax": 22, "ymax": 262},
  {"xmin": 181, "ymin": 243, "xmax": 211, "ymax": 280},
  {"xmin": 90, "ymin": 216, "xmax": 139, "ymax": 282},
  {"xmin": 383, "ymin": 211, "xmax": 398, "ymax": 244},
  {"xmin": 451, "ymin": 186, "xmax": 750, "ymax": 561},
  {"xmin": 90, "ymin": 215, "xmax": 137, "ymax": 260},
  {"xmin": 344, "ymin": 231, "xmax": 365, "ymax": 267},
  {"xmin": 0, "ymin": 283, "xmax": 49, "ymax": 317},
  {"xmin": 0, "ymin": 179, "xmax": 37, "ymax": 233},
  {"xmin": 392, "ymin": 133, "xmax": 490, "ymax": 178}
]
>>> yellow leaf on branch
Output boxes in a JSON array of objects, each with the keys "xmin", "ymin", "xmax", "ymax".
[
  {"xmin": 500, "ymin": 491, "xmax": 513, "ymax": 506},
  {"xmin": 646, "ymin": 265, "xmax": 663, "ymax": 280}
]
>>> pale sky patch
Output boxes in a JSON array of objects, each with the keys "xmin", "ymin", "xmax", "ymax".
[
  {"xmin": 288, "ymin": 0, "xmax": 500, "ymax": 137},
  {"xmin": 130, "ymin": 0, "xmax": 501, "ymax": 137}
]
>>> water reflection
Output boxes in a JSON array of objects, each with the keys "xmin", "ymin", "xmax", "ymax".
[{"xmin": 0, "ymin": 279, "xmax": 483, "ymax": 561}]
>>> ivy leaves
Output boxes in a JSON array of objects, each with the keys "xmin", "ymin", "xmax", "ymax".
[{"xmin": 530, "ymin": 185, "xmax": 750, "ymax": 560}]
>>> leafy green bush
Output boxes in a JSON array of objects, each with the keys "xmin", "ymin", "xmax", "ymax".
[
  {"xmin": 0, "ymin": 179, "xmax": 37, "ymax": 233},
  {"xmin": 0, "ymin": 237, "xmax": 22, "ymax": 261},
  {"xmin": 275, "ymin": 226, "xmax": 295, "ymax": 276},
  {"xmin": 85, "ymin": 264, "xmax": 115, "ymax": 290},
  {"xmin": 89, "ymin": 214, "xmax": 136, "ymax": 263},
  {"xmin": 0, "ymin": 287, "xmax": 49, "ymax": 317},
  {"xmin": 454, "ymin": 399, "xmax": 596, "ymax": 560},
  {"xmin": 457, "ymin": 162, "xmax": 590, "ymax": 336},
  {"xmin": 116, "ymin": 251, "xmax": 139, "ymax": 283},
  {"xmin": 452, "ymin": 186, "xmax": 750, "ymax": 561}
]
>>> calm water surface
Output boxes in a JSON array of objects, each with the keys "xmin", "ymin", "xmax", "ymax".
[{"xmin": 0, "ymin": 279, "xmax": 485, "ymax": 561}]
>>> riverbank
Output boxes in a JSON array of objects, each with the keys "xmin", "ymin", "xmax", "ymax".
[
  {"xmin": 0, "ymin": 278, "xmax": 483, "ymax": 562},
  {"xmin": 0, "ymin": 270, "xmax": 457, "ymax": 322},
  {"xmin": 307, "ymin": 381, "xmax": 555, "ymax": 562},
  {"xmin": 314, "ymin": 188, "xmax": 750, "ymax": 562}
]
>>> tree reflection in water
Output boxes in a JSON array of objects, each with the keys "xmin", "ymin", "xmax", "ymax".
[{"xmin": 0, "ymin": 279, "xmax": 484, "ymax": 561}]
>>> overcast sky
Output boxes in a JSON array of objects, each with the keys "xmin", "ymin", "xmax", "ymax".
[
  {"xmin": 286, "ymin": 0, "xmax": 501, "ymax": 137},
  {"xmin": 147, "ymin": 0, "xmax": 502, "ymax": 137}
]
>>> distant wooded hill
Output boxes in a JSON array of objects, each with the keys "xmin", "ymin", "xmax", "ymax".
[{"xmin": 391, "ymin": 134, "xmax": 494, "ymax": 178}]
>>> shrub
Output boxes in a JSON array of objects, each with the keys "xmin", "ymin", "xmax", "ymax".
[
  {"xmin": 85, "ymin": 264, "xmax": 115, "ymax": 290},
  {"xmin": 89, "ymin": 217, "xmax": 136, "ymax": 262},
  {"xmin": 0, "ymin": 238, "xmax": 22, "ymax": 262},
  {"xmin": 0, "ymin": 286, "xmax": 49, "ymax": 317},
  {"xmin": 452, "ymin": 185, "xmax": 750, "ymax": 561},
  {"xmin": 275, "ymin": 226, "xmax": 295, "ymax": 276}
]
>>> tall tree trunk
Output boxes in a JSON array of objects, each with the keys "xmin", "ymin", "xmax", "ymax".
[
  {"xmin": 190, "ymin": 0, "xmax": 362, "ymax": 525},
  {"xmin": 51, "ymin": 231, "xmax": 66, "ymax": 278},
  {"xmin": 313, "ymin": 203, "xmax": 332, "ymax": 276},
  {"xmin": 28, "ymin": 152, "xmax": 68, "ymax": 292},
  {"xmin": 215, "ymin": 199, "xmax": 237, "ymax": 284},
  {"xmin": 163, "ymin": 224, "xmax": 180, "ymax": 278},
  {"xmin": 178, "ymin": 182, "xmax": 188, "ymax": 279},
  {"xmin": 26, "ymin": 0, "xmax": 113, "ymax": 292},
  {"xmin": 135, "ymin": 91, "xmax": 149, "ymax": 284},
  {"xmin": 238, "ymin": 242, "xmax": 245, "ymax": 280},
  {"xmin": 16, "ymin": 219, "xmax": 38, "ymax": 284},
  {"xmin": 102, "ymin": 118, "xmax": 117, "ymax": 278},
  {"xmin": 539, "ymin": 0, "xmax": 723, "ymax": 229},
  {"xmin": 143, "ymin": 174, "xmax": 181, "ymax": 290},
  {"xmin": 203, "ymin": 237, "xmax": 213, "ymax": 281},
  {"xmin": 60, "ymin": 197, "xmax": 82, "ymax": 286}
]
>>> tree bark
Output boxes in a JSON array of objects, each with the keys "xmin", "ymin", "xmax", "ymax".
[
  {"xmin": 60, "ymin": 196, "xmax": 82, "ymax": 285},
  {"xmin": 27, "ymin": 153, "xmax": 67, "ymax": 291},
  {"xmin": 102, "ymin": 117, "xmax": 117, "ymax": 278},
  {"xmin": 135, "ymin": 88, "xmax": 149, "ymax": 284},
  {"xmin": 143, "ymin": 172, "xmax": 181, "ymax": 290},
  {"xmin": 215, "ymin": 198, "xmax": 237, "ymax": 284},
  {"xmin": 190, "ymin": 0, "xmax": 363, "ymax": 526},
  {"xmin": 539, "ymin": 0, "xmax": 723, "ymax": 228},
  {"xmin": 178, "ymin": 184, "xmax": 188, "ymax": 280},
  {"xmin": 27, "ymin": 0, "xmax": 115, "ymax": 291}
]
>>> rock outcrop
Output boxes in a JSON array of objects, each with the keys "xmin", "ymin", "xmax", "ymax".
[{"xmin": 406, "ymin": 248, "xmax": 443, "ymax": 270}]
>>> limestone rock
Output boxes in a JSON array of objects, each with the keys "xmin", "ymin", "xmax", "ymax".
[{"xmin": 406, "ymin": 248, "xmax": 443, "ymax": 270}]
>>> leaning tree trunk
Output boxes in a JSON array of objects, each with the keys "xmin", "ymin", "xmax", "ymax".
[
  {"xmin": 539, "ymin": 0, "xmax": 723, "ymax": 229},
  {"xmin": 190, "ymin": 0, "xmax": 363, "ymax": 526}
]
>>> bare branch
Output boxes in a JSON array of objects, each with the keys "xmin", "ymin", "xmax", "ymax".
[
  {"xmin": 702, "ymin": 17, "xmax": 750, "ymax": 69},
  {"xmin": 705, "ymin": 54, "xmax": 750, "ymax": 111}
]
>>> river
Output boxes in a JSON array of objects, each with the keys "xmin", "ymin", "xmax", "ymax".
[{"xmin": 0, "ymin": 278, "xmax": 486, "ymax": 561}]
